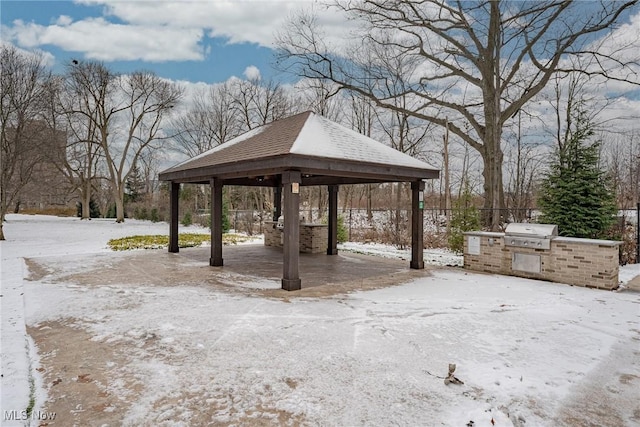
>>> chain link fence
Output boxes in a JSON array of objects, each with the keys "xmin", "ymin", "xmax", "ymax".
[
  {"xmin": 225, "ymin": 206, "xmax": 639, "ymax": 264},
  {"xmin": 619, "ymin": 205, "xmax": 639, "ymax": 265}
]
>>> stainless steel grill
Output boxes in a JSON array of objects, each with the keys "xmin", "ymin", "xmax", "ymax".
[{"xmin": 504, "ymin": 223, "xmax": 558, "ymax": 250}]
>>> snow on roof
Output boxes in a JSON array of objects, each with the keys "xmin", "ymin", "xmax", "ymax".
[
  {"xmin": 291, "ymin": 113, "xmax": 436, "ymax": 170},
  {"xmin": 160, "ymin": 111, "xmax": 438, "ymax": 177}
]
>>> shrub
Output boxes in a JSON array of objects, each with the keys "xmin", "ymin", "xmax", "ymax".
[
  {"xmin": 106, "ymin": 203, "xmax": 116, "ymax": 219},
  {"xmin": 76, "ymin": 197, "xmax": 101, "ymax": 218},
  {"xmin": 337, "ymin": 215, "xmax": 348, "ymax": 243},
  {"xmin": 150, "ymin": 208, "xmax": 160, "ymax": 222},
  {"xmin": 107, "ymin": 233, "xmax": 254, "ymax": 251},
  {"xmin": 181, "ymin": 211, "xmax": 193, "ymax": 226},
  {"xmin": 133, "ymin": 206, "xmax": 149, "ymax": 220},
  {"xmin": 321, "ymin": 215, "xmax": 349, "ymax": 243},
  {"xmin": 448, "ymin": 185, "xmax": 481, "ymax": 254}
]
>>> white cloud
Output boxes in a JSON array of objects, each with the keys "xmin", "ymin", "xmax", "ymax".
[
  {"xmin": 582, "ymin": 11, "xmax": 640, "ymax": 90},
  {"xmin": 4, "ymin": 17, "xmax": 205, "ymax": 62},
  {"xmin": 54, "ymin": 15, "xmax": 73, "ymax": 26},
  {"xmin": 243, "ymin": 65, "xmax": 261, "ymax": 80},
  {"xmin": 78, "ymin": 0, "xmax": 353, "ymax": 48},
  {"xmin": 3, "ymin": 1, "xmax": 355, "ymax": 63}
]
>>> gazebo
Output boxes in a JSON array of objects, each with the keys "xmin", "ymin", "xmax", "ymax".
[{"xmin": 159, "ymin": 111, "xmax": 439, "ymax": 291}]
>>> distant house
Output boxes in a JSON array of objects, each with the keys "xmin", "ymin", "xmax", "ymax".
[{"xmin": 6, "ymin": 121, "xmax": 74, "ymax": 212}]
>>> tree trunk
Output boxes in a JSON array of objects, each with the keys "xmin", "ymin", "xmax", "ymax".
[
  {"xmin": 395, "ymin": 182, "xmax": 402, "ymax": 248},
  {"xmin": 0, "ymin": 189, "xmax": 7, "ymax": 240},
  {"xmin": 482, "ymin": 55, "xmax": 506, "ymax": 231},
  {"xmin": 81, "ymin": 180, "xmax": 91, "ymax": 219},
  {"xmin": 443, "ymin": 120, "xmax": 451, "ymax": 233},
  {"xmin": 367, "ymin": 184, "xmax": 373, "ymax": 223},
  {"xmin": 481, "ymin": 128, "xmax": 505, "ymax": 231},
  {"xmin": 114, "ymin": 186, "xmax": 125, "ymax": 223}
]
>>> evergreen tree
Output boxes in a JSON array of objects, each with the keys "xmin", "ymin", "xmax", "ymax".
[
  {"xmin": 181, "ymin": 211, "xmax": 193, "ymax": 226},
  {"xmin": 206, "ymin": 195, "xmax": 231, "ymax": 232},
  {"xmin": 538, "ymin": 111, "xmax": 616, "ymax": 239},
  {"xmin": 337, "ymin": 215, "xmax": 348, "ymax": 243},
  {"xmin": 106, "ymin": 203, "xmax": 116, "ymax": 219},
  {"xmin": 76, "ymin": 197, "xmax": 101, "ymax": 218},
  {"xmin": 448, "ymin": 183, "xmax": 481, "ymax": 254},
  {"xmin": 125, "ymin": 164, "xmax": 145, "ymax": 203},
  {"xmin": 222, "ymin": 196, "xmax": 231, "ymax": 233},
  {"xmin": 150, "ymin": 208, "xmax": 160, "ymax": 223}
]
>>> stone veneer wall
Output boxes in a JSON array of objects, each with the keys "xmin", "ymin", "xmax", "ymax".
[
  {"xmin": 463, "ymin": 232, "xmax": 621, "ymax": 290},
  {"xmin": 264, "ymin": 221, "xmax": 328, "ymax": 254},
  {"xmin": 264, "ymin": 221, "xmax": 281, "ymax": 248}
]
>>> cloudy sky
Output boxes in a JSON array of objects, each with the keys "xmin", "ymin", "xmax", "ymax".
[
  {"xmin": 3, "ymin": 0, "xmax": 639, "ymax": 92},
  {"xmin": 0, "ymin": 0, "xmax": 346, "ymax": 83},
  {"xmin": 2, "ymin": 0, "xmax": 638, "ymax": 131}
]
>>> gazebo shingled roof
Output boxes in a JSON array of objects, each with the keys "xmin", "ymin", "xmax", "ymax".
[
  {"xmin": 159, "ymin": 111, "xmax": 438, "ymax": 186},
  {"xmin": 159, "ymin": 111, "xmax": 440, "ymax": 291}
]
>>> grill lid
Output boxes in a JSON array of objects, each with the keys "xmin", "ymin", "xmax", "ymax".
[{"xmin": 504, "ymin": 223, "xmax": 558, "ymax": 239}]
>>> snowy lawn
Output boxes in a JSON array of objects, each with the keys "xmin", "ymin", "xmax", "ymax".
[
  {"xmin": 339, "ymin": 241, "xmax": 462, "ymax": 266},
  {"xmin": 1, "ymin": 214, "xmax": 639, "ymax": 426}
]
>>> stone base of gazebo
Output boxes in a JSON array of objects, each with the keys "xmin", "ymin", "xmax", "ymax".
[{"xmin": 264, "ymin": 221, "xmax": 328, "ymax": 254}]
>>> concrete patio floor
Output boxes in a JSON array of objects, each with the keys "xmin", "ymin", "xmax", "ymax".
[
  {"xmin": 35, "ymin": 243, "xmax": 434, "ymax": 299},
  {"xmin": 177, "ymin": 244, "xmax": 433, "ymax": 295}
]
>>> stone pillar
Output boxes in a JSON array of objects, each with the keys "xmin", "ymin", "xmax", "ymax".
[
  {"xmin": 327, "ymin": 185, "xmax": 338, "ymax": 255},
  {"xmin": 410, "ymin": 180, "xmax": 425, "ymax": 269},
  {"xmin": 169, "ymin": 182, "xmax": 180, "ymax": 253},
  {"xmin": 281, "ymin": 171, "xmax": 301, "ymax": 291},
  {"xmin": 210, "ymin": 178, "xmax": 223, "ymax": 267}
]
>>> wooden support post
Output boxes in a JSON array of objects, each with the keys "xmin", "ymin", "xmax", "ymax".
[
  {"xmin": 273, "ymin": 185, "xmax": 282, "ymax": 221},
  {"xmin": 410, "ymin": 180, "xmax": 425, "ymax": 269},
  {"xmin": 327, "ymin": 185, "xmax": 338, "ymax": 255},
  {"xmin": 210, "ymin": 178, "xmax": 223, "ymax": 267},
  {"xmin": 281, "ymin": 171, "xmax": 301, "ymax": 291},
  {"xmin": 169, "ymin": 182, "xmax": 180, "ymax": 253}
]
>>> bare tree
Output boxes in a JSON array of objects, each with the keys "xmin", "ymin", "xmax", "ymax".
[
  {"xmin": 0, "ymin": 46, "xmax": 53, "ymax": 239},
  {"xmin": 602, "ymin": 129, "xmax": 640, "ymax": 209},
  {"xmin": 276, "ymin": 0, "xmax": 639, "ymax": 229},
  {"xmin": 295, "ymin": 78, "xmax": 344, "ymax": 121},
  {"xmin": 56, "ymin": 63, "xmax": 107, "ymax": 219},
  {"xmin": 137, "ymin": 148, "xmax": 162, "ymax": 196},
  {"xmin": 344, "ymin": 91, "xmax": 379, "ymax": 221},
  {"xmin": 504, "ymin": 111, "xmax": 543, "ymax": 222},
  {"xmin": 375, "ymin": 101, "xmax": 434, "ymax": 246},
  {"xmin": 172, "ymin": 81, "xmax": 240, "ymax": 158},
  {"xmin": 232, "ymin": 77, "xmax": 293, "ymax": 131},
  {"xmin": 65, "ymin": 61, "xmax": 183, "ymax": 222},
  {"xmin": 106, "ymin": 71, "xmax": 183, "ymax": 222},
  {"xmin": 230, "ymin": 77, "xmax": 295, "ymax": 225}
]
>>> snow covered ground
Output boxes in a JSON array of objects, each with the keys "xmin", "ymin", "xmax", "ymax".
[
  {"xmin": 1, "ymin": 214, "xmax": 639, "ymax": 426},
  {"xmin": 340, "ymin": 241, "xmax": 462, "ymax": 266}
]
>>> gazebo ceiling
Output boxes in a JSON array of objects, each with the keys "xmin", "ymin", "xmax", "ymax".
[{"xmin": 159, "ymin": 111, "xmax": 439, "ymax": 186}]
